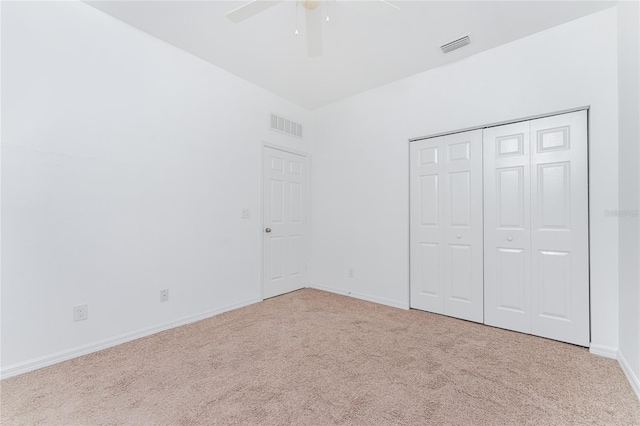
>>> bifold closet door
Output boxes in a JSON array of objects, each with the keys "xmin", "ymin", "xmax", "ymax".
[
  {"xmin": 530, "ymin": 112, "xmax": 589, "ymax": 346},
  {"xmin": 483, "ymin": 110, "xmax": 589, "ymax": 346},
  {"xmin": 483, "ymin": 121, "xmax": 532, "ymax": 334},
  {"xmin": 410, "ymin": 130, "xmax": 483, "ymax": 323}
]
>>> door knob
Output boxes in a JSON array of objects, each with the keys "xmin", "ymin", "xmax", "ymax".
[
  {"xmin": 507, "ymin": 236, "xmax": 513, "ymax": 241},
  {"xmin": 265, "ymin": 228, "xmax": 271, "ymax": 233},
  {"xmin": 456, "ymin": 234, "xmax": 462, "ymax": 239}
]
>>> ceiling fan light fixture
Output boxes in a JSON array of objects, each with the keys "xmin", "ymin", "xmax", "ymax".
[
  {"xmin": 302, "ymin": 0, "xmax": 321, "ymax": 11},
  {"xmin": 226, "ymin": 0, "xmax": 401, "ymax": 57}
]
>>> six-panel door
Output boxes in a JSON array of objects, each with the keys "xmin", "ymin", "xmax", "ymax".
[
  {"xmin": 483, "ymin": 111, "xmax": 589, "ymax": 346},
  {"xmin": 483, "ymin": 121, "xmax": 533, "ymax": 333},
  {"xmin": 529, "ymin": 112, "xmax": 589, "ymax": 346},
  {"xmin": 410, "ymin": 136, "xmax": 444, "ymax": 314},
  {"xmin": 410, "ymin": 130, "xmax": 484, "ymax": 323},
  {"xmin": 411, "ymin": 110, "xmax": 589, "ymax": 346},
  {"xmin": 263, "ymin": 147, "xmax": 307, "ymax": 299}
]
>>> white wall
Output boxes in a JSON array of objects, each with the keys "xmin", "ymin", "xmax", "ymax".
[
  {"xmin": 1, "ymin": 1, "xmax": 311, "ymax": 374},
  {"xmin": 617, "ymin": 0, "xmax": 640, "ymax": 398},
  {"xmin": 1, "ymin": 1, "xmax": 630, "ymax": 384},
  {"xmin": 310, "ymin": 8, "xmax": 620, "ymax": 350}
]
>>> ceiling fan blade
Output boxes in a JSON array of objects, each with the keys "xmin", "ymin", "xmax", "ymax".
[
  {"xmin": 226, "ymin": 0, "xmax": 282, "ymax": 23},
  {"xmin": 305, "ymin": 7, "xmax": 323, "ymax": 58},
  {"xmin": 339, "ymin": 0, "xmax": 400, "ymax": 19}
]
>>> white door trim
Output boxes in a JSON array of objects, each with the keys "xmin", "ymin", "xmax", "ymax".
[
  {"xmin": 410, "ymin": 106, "xmax": 590, "ymax": 142},
  {"xmin": 263, "ymin": 142, "xmax": 309, "ymax": 158}
]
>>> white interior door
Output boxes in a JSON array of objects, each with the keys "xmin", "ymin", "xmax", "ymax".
[
  {"xmin": 530, "ymin": 111, "xmax": 589, "ymax": 346},
  {"xmin": 263, "ymin": 147, "xmax": 307, "ymax": 299},
  {"xmin": 410, "ymin": 130, "xmax": 483, "ymax": 323},
  {"xmin": 411, "ymin": 136, "xmax": 445, "ymax": 314},
  {"xmin": 484, "ymin": 111, "xmax": 589, "ymax": 346},
  {"xmin": 483, "ymin": 121, "xmax": 533, "ymax": 334},
  {"xmin": 442, "ymin": 131, "xmax": 484, "ymax": 322}
]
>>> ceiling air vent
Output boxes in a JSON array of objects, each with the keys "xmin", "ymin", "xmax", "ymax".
[
  {"xmin": 270, "ymin": 113, "xmax": 303, "ymax": 139},
  {"xmin": 441, "ymin": 35, "xmax": 471, "ymax": 54}
]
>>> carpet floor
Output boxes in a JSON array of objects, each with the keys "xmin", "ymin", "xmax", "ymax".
[{"xmin": 2, "ymin": 288, "xmax": 639, "ymax": 425}]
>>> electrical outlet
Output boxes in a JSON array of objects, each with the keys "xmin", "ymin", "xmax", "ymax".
[
  {"xmin": 160, "ymin": 289, "xmax": 169, "ymax": 303},
  {"xmin": 241, "ymin": 209, "xmax": 251, "ymax": 219},
  {"xmin": 73, "ymin": 304, "xmax": 88, "ymax": 322},
  {"xmin": 348, "ymin": 268, "xmax": 355, "ymax": 278}
]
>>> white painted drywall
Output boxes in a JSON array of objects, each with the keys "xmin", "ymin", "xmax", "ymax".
[
  {"xmin": 1, "ymin": 1, "xmax": 311, "ymax": 372},
  {"xmin": 310, "ymin": 8, "xmax": 620, "ymax": 350},
  {"xmin": 617, "ymin": 0, "xmax": 640, "ymax": 395}
]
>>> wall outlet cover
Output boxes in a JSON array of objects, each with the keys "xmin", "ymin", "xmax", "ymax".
[{"xmin": 73, "ymin": 304, "xmax": 88, "ymax": 322}]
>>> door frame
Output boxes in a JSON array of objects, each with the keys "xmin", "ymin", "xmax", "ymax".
[
  {"xmin": 407, "ymin": 107, "xmax": 591, "ymax": 344},
  {"xmin": 261, "ymin": 142, "xmax": 310, "ymax": 301},
  {"xmin": 409, "ymin": 106, "xmax": 590, "ymax": 143}
]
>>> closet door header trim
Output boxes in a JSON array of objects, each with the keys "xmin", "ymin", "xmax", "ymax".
[{"xmin": 409, "ymin": 106, "xmax": 589, "ymax": 143}]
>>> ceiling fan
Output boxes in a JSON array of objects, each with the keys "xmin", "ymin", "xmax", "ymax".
[{"xmin": 226, "ymin": 0, "xmax": 400, "ymax": 58}]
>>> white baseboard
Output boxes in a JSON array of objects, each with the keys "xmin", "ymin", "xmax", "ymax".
[
  {"xmin": 589, "ymin": 343, "xmax": 618, "ymax": 359},
  {"xmin": 0, "ymin": 297, "xmax": 262, "ymax": 380},
  {"xmin": 590, "ymin": 344, "xmax": 640, "ymax": 400},
  {"xmin": 309, "ymin": 282, "xmax": 409, "ymax": 310},
  {"xmin": 618, "ymin": 350, "xmax": 640, "ymax": 401}
]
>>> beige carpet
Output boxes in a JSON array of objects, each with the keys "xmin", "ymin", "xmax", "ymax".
[{"xmin": 2, "ymin": 289, "xmax": 639, "ymax": 425}]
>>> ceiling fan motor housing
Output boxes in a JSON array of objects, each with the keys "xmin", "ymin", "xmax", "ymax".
[{"xmin": 302, "ymin": 0, "xmax": 321, "ymax": 11}]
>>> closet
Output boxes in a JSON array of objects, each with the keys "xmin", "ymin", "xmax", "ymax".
[{"xmin": 410, "ymin": 110, "xmax": 589, "ymax": 347}]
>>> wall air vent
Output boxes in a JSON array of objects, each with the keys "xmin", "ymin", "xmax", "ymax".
[
  {"xmin": 440, "ymin": 35, "xmax": 471, "ymax": 54},
  {"xmin": 270, "ymin": 113, "xmax": 303, "ymax": 139}
]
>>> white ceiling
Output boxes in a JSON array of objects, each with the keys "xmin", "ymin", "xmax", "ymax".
[{"xmin": 86, "ymin": 1, "xmax": 616, "ymax": 110}]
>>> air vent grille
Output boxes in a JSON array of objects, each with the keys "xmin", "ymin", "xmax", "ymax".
[
  {"xmin": 441, "ymin": 35, "xmax": 471, "ymax": 54},
  {"xmin": 270, "ymin": 113, "xmax": 303, "ymax": 139}
]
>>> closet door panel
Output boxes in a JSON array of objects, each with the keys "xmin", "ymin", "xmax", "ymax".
[
  {"xmin": 410, "ymin": 137, "xmax": 445, "ymax": 314},
  {"xmin": 530, "ymin": 111, "xmax": 589, "ymax": 346},
  {"xmin": 484, "ymin": 122, "xmax": 532, "ymax": 333},
  {"xmin": 442, "ymin": 130, "xmax": 483, "ymax": 323}
]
